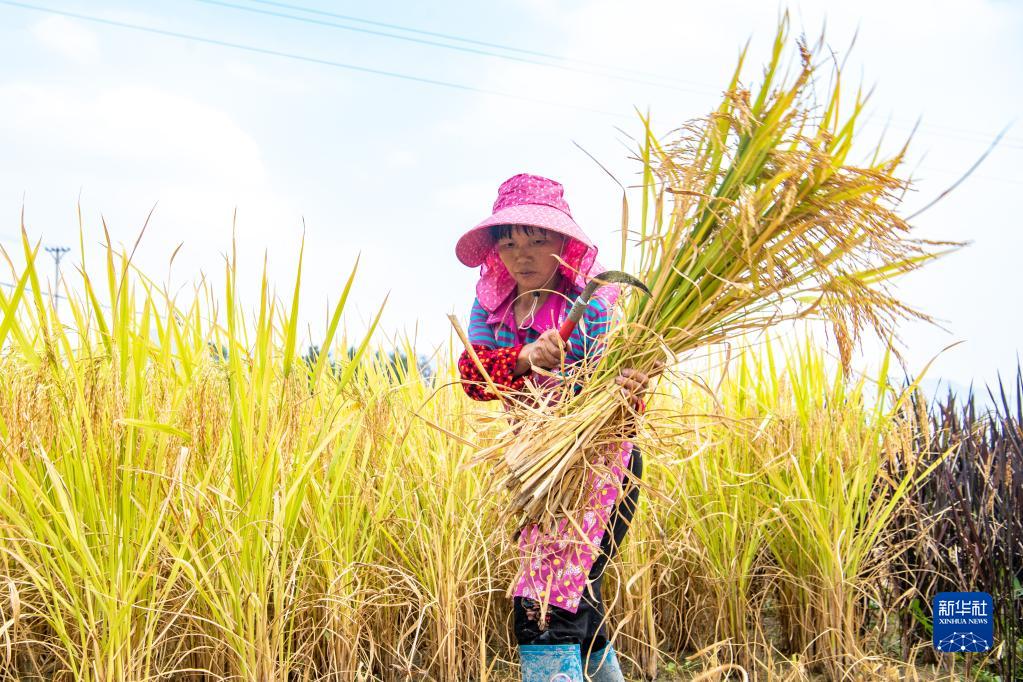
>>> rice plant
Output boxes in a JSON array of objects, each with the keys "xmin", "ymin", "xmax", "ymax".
[
  {"xmin": 472, "ymin": 15, "xmax": 962, "ymax": 527},
  {"xmin": 0, "ymin": 224, "xmax": 996, "ymax": 680},
  {"xmin": 887, "ymin": 370, "xmax": 1023, "ymax": 680}
]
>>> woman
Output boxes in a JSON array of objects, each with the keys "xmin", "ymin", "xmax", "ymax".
[{"xmin": 455, "ymin": 174, "xmax": 653, "ymax": 682}]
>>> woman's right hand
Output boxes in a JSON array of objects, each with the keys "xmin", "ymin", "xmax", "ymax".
[{"xmin": 515, "ymin": 329, "xmax": 565, "ymax": 375}]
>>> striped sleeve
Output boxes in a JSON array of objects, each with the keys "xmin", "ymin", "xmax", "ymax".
[
  {"xmin": 565, "ymin": 294, "xmax": 613, "ymax": 364},
  {"xmin": 467, "ymin": 298, "xmax": 497, "ymax": 349}
]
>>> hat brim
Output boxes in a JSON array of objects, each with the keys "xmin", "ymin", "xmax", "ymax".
[{"xmin": 456, "ymin": 204, "xmax": 595, "ymax": 268}]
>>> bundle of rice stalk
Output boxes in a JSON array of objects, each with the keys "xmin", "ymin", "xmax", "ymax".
[{"xmin": 472, "ymin": 18, "xmax": 966, "ymax": 526}]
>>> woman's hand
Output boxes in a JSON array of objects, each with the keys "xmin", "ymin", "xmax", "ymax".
[
  {"xmin": 515, "ymin": 329, "xmax": 565, "ymax": 375},
  {"xmin": 615, "ymin": 360, "xmax": 666, "ymax": 411}
]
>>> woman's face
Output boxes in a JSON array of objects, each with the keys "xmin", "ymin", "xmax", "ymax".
[{"xmin": 495, "ymin": 225, "xmax": 566, "ymax": 293}]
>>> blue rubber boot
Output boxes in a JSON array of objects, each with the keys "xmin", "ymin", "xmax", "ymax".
[
  {"xmin": 519, "ymin": 643, "xmax": 585, "ymax": 682},
  {"xmin": 584, "ymin": 643, "xmax": 625, "ymax": 682}
]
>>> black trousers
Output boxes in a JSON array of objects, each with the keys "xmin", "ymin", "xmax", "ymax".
[{"xmin": 513, "ymin": 447, "xmax": 643, "ymax": 656}]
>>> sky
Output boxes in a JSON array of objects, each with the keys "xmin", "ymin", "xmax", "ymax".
[{"xmin": 1, "ymin": 0, "xmax": 1021, "ymax": 396}]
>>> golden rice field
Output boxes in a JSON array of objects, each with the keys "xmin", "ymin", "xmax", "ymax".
[{"xmin": 1, "ymin": 232, "xmax": 1010, "ymax": 681}]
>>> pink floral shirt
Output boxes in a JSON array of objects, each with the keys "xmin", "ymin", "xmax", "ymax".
[
  {"xmin": 512, "ymin": 442, "xmax": 633, "ymax": 612},
  {"xmin": 457, "ymin": 281, "xmax": 633, "ymax": 613}
]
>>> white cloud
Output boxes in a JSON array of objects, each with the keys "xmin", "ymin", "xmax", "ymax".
[
  {"xmin": 0, "ymin": 82, "xmax": 298, "ymax": 318},
  {"xmin": 384, "ymin": 148, "xmax": 418, "ymax": 170},
  {"xmin": 221, "ymin": 58, "xmax": 329, "ymax": 96},
  {"xmin": 31, "ymin": 16, "xmax": 99, "ymax": 62},
  {"xmin": 0, "ymin": 83, "xmax": 267, "ymax": 188},
  {"xmin": 431, "ymin": 180, "xmax": 494, "ymax": 212}
]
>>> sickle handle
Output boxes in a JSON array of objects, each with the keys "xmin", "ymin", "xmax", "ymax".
[
  {"xmin": 558, "ymin": 281, "xmax": 600, "ymax": 342},
  {"xmin": 556, "ymin": 271, "xmax": 649, "ymax": 343},
  {"xmin": 558, "ymin": 319, "xmax": 578, "ymax": 343},
  {"xmin": 558, "ymin": 297, "xmax": 587, "ymax": 342}
]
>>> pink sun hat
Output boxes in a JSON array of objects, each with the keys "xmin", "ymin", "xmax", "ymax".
[
  {"xmin": 456, "ymin": 173, "xmax": 617, "ymax": 313},
  {"xmin": 456, "ymin": 173, "xmax": 595, "ymax": 267}
]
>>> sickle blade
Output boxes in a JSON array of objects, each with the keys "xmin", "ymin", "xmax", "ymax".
[
  {"xmin": 560, "ymin": 270, "xmax": 651, "ymax": 342},
  {"xmin": 589, "ymin": 270, "xmax": 651, "ymax": 296}
]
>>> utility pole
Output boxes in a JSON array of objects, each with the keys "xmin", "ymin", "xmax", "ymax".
[{"xmin": 45, "ymin": 245, "xmax": 70, "ymax": 314}]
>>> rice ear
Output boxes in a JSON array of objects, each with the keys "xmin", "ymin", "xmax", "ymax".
[{"xmin": 472, "ymin": 19, "xmax": 961, "ymax": 527}]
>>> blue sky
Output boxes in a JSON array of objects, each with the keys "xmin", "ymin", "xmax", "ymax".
[{"xmin": 1, "ymin": 0, "xmax": 1021, "ymax": 392}]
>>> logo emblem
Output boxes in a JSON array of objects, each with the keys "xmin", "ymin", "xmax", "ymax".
[{"xmin": 932, "ymin": 592, "xmax": 993, "ymax": 653}]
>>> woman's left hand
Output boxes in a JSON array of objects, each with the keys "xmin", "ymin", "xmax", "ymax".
[
  {"xmin": 609, "ymin": 368, "xmax": 650, "ymax": 411},
  {"xmin": 615, "ymin": 361, "xmax": 664, "ymax": 411}
]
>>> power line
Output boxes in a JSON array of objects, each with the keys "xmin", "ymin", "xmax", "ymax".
[
  {"xmin": 912, "ymin": 165, "xmax": 1023, "ymax": 187},
  {"xmin": 236, "ymin": 0, "xmax": 704, "ymax": 89},
  {"xmin": 194, "ymin": 0, "xmax": 717, "ymax": 96},
  {"xmin": 858, "ymin": 115, "xmax": 1022, "ymax": 152},
  {"xmin": 888, "ymin": 117, "xmax": 1022, "ymax": 148},
  {"xmin": 0, "ymin": 280, "xmax": 68, "ymax": 301},
  {"xmin": 223, "ymin": 0, "xmax": 1022, "ymax": 150},
  {"xmin": 0, "ymin": 280, "xmax": 199, "ymax": 317},
  {"xmin": 0, "ymin": 284, "xmax": 193, "ymax": 323},
  {"xmin": 0, "ymin": 0, "xmax": 624, "ymax": 119},
  {"xmin": 4, "ymin": 1, "xmax": 1019, "ymax": 153}
]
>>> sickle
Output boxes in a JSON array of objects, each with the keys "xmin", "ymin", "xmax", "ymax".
[{"xmin": 557, "ymin": 270, "xmax": 650, "ymax": 342}]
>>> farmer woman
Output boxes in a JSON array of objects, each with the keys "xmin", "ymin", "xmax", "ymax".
[{"xmin": 455, "ymin": 173, "xmax": 655, "ymax": 682}]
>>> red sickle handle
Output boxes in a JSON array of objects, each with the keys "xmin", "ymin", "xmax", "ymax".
[
  {"xmin": 557, "ymin": 278, "xmax": 604, "ymax": 342},
  {"xmin": 558, "ymin": 316, "xmax": 578, "ymax": 343},
  {"xmin": 557, "ymin": 272, "xmax": 649, "ymax": 343}
]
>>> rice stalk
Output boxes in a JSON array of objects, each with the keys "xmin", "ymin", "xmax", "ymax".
[{"xmin": 472, "ymin": 16, "xmax": 963, "ymax": 530}]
